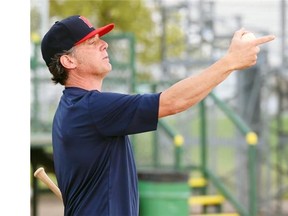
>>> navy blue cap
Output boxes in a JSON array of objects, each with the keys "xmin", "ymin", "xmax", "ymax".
[{"xmin": 41, "ymin": 15, "xmax": 114, "ymax": 66}]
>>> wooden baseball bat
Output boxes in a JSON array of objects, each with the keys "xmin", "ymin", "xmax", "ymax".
[{"xmin": 34, "ymin": 167, "xmax": 62, "ymax": 201}]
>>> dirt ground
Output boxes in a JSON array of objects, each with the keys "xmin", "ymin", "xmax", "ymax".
[{"xmin": 31, "ymin": 193, "xmax": 63, "ymax": 216}]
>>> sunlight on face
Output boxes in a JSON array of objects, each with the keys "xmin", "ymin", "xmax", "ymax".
[{"xmin": 71, "ymin": 34, "xmax": 112, "ymax": 76}]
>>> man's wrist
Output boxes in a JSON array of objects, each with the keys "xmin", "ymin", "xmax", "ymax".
[{"xmin": 221, "ymin": 54, "xmax": 236, "ymax": 72}]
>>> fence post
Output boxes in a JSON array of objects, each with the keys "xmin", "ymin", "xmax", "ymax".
[
  {"xmin": 246, "ymin": 132, "xmax": 258, "ymax": 216},
  {"xmin": 199, "ymin": 100, "xmax": 208, "ymax": 195}
]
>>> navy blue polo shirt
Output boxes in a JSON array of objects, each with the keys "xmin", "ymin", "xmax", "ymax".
[{"xmin": 52, "ymin": 87, "xmax": 160, "ymax": 216}]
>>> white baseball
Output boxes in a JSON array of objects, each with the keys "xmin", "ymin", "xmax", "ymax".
[{"xmin": 242, "ymin": 32, "xmax": 256, "ymax": 41}]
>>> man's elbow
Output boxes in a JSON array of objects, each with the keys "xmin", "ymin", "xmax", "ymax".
[{"xmin": 159, "ymin": 101, "xmax": 189, "ymax": 118}]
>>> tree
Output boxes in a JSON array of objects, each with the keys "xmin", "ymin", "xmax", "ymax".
[
  {"xmin": 48, "ymin": 0, "xmax": 161, "ymax": 64},
  {"xmin": 31, "ymin": 0, "xmax": 185, "ymax": 70}
]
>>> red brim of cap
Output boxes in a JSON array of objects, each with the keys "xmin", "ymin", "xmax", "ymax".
[{"xmin": 75, "ymin": 23, "xmax": 115, "ymax": 45}]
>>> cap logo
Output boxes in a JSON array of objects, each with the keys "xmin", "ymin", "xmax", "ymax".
[{"xmin": 79, "ymin": 16, "xmax": 93, "ymax": 28}]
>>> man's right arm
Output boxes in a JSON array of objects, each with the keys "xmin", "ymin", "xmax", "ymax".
[{"xmin": 158, "ymin": 28, "xmax": 275, "ymax": 118}]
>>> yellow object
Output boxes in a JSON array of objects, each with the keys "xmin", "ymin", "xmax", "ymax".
[
  {"xmin": 31, "ymin": 32, "xmax": 41, "ymax": 44},
  {"xmin": 174, "ymin": 134, "xmax": 184, "ymax": 146},
  {"xmin": 188, "ymin": 195, "xmax": 225, "ymax": 205},
  {"xmin": 246, "ymin": 132, "xmax": 258, "ymax": 145},
  {"xmin": 188, "ymin": 177, "xmax": 207, "ymax": 188}
]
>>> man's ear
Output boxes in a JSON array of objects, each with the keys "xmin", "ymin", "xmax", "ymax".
[{"xmin": 60, "ymin": 55, "xmax": 76, "ymax": 69}]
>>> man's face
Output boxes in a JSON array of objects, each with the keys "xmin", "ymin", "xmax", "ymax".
[{"xmin": 72, "ymin": 35, "xmax": 112, "ymax": 78}]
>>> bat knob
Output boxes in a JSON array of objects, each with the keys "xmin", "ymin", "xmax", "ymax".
[{"xmin": 34, "ymin": 167, "xmax": 44, "ymax": 177}]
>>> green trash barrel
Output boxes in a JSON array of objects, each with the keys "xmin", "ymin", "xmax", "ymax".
[{"xmin": 138, "ymin": 170, "xmax": 190, "ymax": 216}]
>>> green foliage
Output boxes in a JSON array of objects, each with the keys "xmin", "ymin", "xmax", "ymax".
[
  {"xmin": 166, "ymin": 24, "xmax": 186, "ymax": 58},
  {"xmin": 48, "ymin": 0, "xmax": 161, "ymax": 64},
  {"xmin": 31, "ymin": 0, "xmax": 186, "ymax": 66}
]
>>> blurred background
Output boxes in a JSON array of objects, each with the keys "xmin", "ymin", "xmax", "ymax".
[{"xmin": 30, "ymin": 0, "xmax": 287, "ymax": 215}]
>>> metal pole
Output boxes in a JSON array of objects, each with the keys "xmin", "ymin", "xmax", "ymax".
[
  {"xmin": 248, "ymin": 144, "xmax": 258, "ymax": 216},
  {"xmin": 129, "ymin": 33, "xmax": 136, "ymax": 93},
  {"xmin": 39, "ymin": 0, "xmax": 50, "ymax": 37},
  {"xmin": 199, "ymin": 100, "xmax": 207, "ymax": 189},
  {"xmin": 152, "ymin": 84, "xmax": 159, "ymax": 168},
  {"xmin": 246, "ymin": 132, "xmax": 259, "ymax": 216},
  {"xmin": 160, "ymin": 2, "xmax": 167, "ymax": 74}
]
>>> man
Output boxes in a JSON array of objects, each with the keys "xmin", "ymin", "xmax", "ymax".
[{"xmin": 41, "ymin": 15, "xmax": 275, "ymax": 215}]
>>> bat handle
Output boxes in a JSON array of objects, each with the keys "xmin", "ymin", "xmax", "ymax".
[{"xmin": 34, "ymin": 167, "xmax": 63, "ymax": 201}]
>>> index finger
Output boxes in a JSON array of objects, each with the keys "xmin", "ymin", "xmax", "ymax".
[{"xmin": 254, "ymin": 35, "xmax": 276, "ymax": 45}]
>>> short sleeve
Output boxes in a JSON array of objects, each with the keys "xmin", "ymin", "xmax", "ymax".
[{"xmin": 88, "ymin": 92, "xmax": 160, "ymax": 136}]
